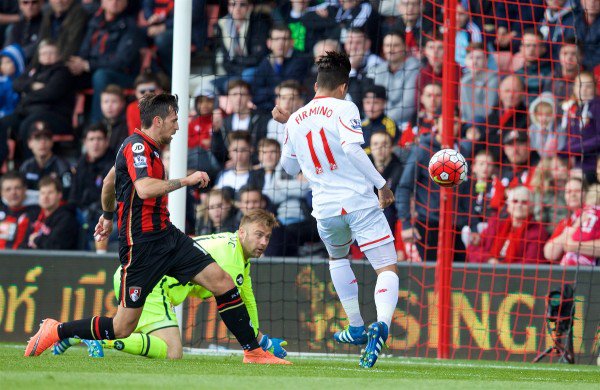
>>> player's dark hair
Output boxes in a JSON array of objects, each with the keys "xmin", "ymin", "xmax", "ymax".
[
  {"xmin": 316, "ymin": 51, "xmax": 351, "ymax": 91},
  {"xmin": 83, "ymin": 122, "xmax": 108, "ymax": 139},
  {"xmin": 38, "ymin": 175, "xmax": 62, "ymax": 193},
  {"xmin": 0, "ymin": 170, "xmax": 25, "ymax": 188},
  {"xmin": 139, "ymin": 93, "xmax": 179, "ymax": 129}
]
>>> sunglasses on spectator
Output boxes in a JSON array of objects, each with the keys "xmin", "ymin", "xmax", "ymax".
[{"xmin": 138, "ymin": 87, "xmax": 156, "ymax": 95}]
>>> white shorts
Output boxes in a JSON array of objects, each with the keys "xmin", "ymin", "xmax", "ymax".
[{"xmin": 317, "ymin": 207, "xmax": 394, "ymax": 259}]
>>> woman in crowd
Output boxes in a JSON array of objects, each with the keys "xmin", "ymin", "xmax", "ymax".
[
  {"xmin": 195, "ymin": 188, "xmax": 238, "ymax": 236},
  {"xmin": 467, "ymin": 186, "xmax": 549, "ymax": 264}
]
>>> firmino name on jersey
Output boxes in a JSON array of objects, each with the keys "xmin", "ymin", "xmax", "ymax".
[{"xmin": 294, "ymin": 106, "xmax": 333, "ymax": 124}]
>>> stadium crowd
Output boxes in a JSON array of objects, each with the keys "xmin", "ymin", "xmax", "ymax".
[{"xmin": 0, "ymin": 0, "xmax": 598, "ymax": 266}]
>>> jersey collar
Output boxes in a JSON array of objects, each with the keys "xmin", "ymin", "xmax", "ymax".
[{"xmin": 134, "ymin": 128, "xmax": 160, "ymax": 149}]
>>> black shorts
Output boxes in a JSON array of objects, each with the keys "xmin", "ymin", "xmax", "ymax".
[{"xmin": 118, "ymin": 227, "xmax": 215, "ymax": 308}]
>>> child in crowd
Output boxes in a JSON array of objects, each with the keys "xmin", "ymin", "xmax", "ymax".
[
  {"xmin": 529, "ymin": 92, "xmax": 565, "ymax": 157},
  {"xmin": 188, "ymin": 85, "xmax": 215, "ymax": 150},
  {"xmin": 0, "ymin": 44, "xmax": 25, "ymax": 118},
  {"xmin": 560, "ymin": 184, "xmax": 600, "ymax": 266},
  {"xmin": 361, "ymin": 84, "xmax": 398, "ymax": 153}
]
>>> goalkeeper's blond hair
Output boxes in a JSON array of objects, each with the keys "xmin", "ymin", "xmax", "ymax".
[{"xmin": 240, "ymin": 209, "xmax": 279, "ymax": 229}]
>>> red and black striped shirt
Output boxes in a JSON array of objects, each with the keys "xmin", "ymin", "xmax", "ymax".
[
  {"xmin": 115, "ymin": 129, "xmax": 171, "ymax": 245},
  {"xmin": 0, "ymin": 204, "xmax": 38, "ymax": 249}
]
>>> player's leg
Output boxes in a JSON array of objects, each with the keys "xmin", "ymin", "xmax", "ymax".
[
  {"xmin": 350, "ymin": 207, "xmax": 398, "ymax": 368},
  {"xmin": 104, "ymin": 329, "xmax": 172, "ymax": 359},
  {"xmin": 25, "ymin": 242, "xmax": 164, "ymax": 357},
  {"xmin": 317, "ymin": 215, "xmax": 367, "ymax": 345},
  {"xmin": 169, "ymin": 232, "xmax": 290, "ymax": 364}
]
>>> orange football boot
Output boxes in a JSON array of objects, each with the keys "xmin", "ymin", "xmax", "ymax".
[
  {"xmin": 24, "ymin": 319, "xmax": 60, "ymax": 357},
  {"xmin": 243, "ymin": 348, "xmax": 292, "ymax": 365}
]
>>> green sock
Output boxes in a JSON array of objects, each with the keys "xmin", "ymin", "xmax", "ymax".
[{"xmin": 104, "ymin": 333, "xmax": 167, "ymax": 359}]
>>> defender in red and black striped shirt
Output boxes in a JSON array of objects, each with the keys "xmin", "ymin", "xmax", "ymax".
[{"xmin": 24, "ymin": 93, "xmax": 288, "ymax": 365}]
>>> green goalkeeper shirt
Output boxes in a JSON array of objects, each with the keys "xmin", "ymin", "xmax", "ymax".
[{"xmin": 113, "ymin": 232, "xmax": 259, "ymax": 335}]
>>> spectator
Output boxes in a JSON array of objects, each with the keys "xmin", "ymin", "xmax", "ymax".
[
  {"xmin": 100, "ymin": 84, "xmax": 128, "ymax": 152},
  {"xmin": 26, "ymin": 175, "xmax": 78, "ymax": 250},
  {"xmin": 234, "ymin": 184, "xmax": 269, "ymax": 223},
  {"xmin": 3, "ymin": 39, "xmax": 75, "ymax": 157},
  {"xmin": 273, "ymin": 0, "xmax": 336, "ymax": 53},
  {"xmin": 467, "ymin": 186, "xmax": 549, "ymax": 264},
  {"xmin": 574, "ymin": 0, "xmax": 600, "ymax": 71},
  {"xmin": 460, "ymin": 42, "xmax": 498, "ymax": 125},
  {"xmin": 303, "ymin": 38, "xmax": 341, "ymax": 100},
  {"xmin": 366, "ymin": 30, "xmax": 421, "ymax": 126},
  {"xmin": 213, "ymin": 0, "xmax": 271, "ymax": 90},
  {"xmin": 455, "ymin": 1, "xmax": 483, "ymax": 67},
  {"xmin": 266, "ymin": 79, "xmax": 304, "ymax": 147},
  {"xmin": 211, "ymin": 80, "xmax": 269, "ymax": 165},
  {"xmin": 398, "ymin": 82, "xmax": 442, "ymax": 148},
  {"xmin": 483, "ymin": 75, "xmax": 528, "ymax": 157},
  {"xmin": 490, "ymin": 129, "xmax": 540, "ymax": 210},
  {"xmin": 515, "ymin": 29, "xmax": 552, "ymax": 103},
  {"xmin": 4, "ymin": 0, "xmax": 43, "ymax": 62},
  {"xmin": 0, "ymin": 171, "xmax": 39, "ymax": 249},
  {"xmin": 214, "ymin": 131, "xmax": 252, "ymax": 193},
  {"xmin": 320, "ymin": 0, "xmax": 380, "ymax": 48},
  {"xmin": 253, "ymin": 24, "xmax": 310, "ymax": 111},
  {"xmin": 369, "ymin": 130, "xmax": 403, "ymax": 231},
  {"xmin": 126, "ymin": 72, "xmax": 164, "ymax": 135},
  {"xmin": 142, "ymin": 0, "xmax": 205, "ymax": 75},
  {"xmin": 361, "ymin": 84, "xmax": 398, "ymax": 152},
  {"xmin": 396, "ymin": 114, "xmax": 470, "ymax": 262},
  {"xmin": 38, "ymin": 0, "xmax": 89, "ymax": 62},
  {"xmin": 544, "ymin": 176, "xmax": 586, "ymax": 262},
  {"xmin": 0, "ymin": 44, "xmax": 25, "ymax": 118},
  {"xmin": 68, "ymin": 123, "xmax": 113, "ymax": 243},
  {"xmin": 19, "ymin": 122, "xmax": 72, "ymax": 199},
  {"xmin": 461, "ymin": 149, "xmax": 498, "ymax": 249},
  {"xmin": 188, "ymin": 84, "xmax": 215, "ymax": 151},
  {"xmin": 67, "ymin": 0, "xmax": 142, "ymax": 122},
  {"xmin": 0, "ymin": 3, "xmax": 20, "ymax": 46},
  {"xmin": 555, "ymin": 183, "xmax": 600, "ymax": 266},
  {"xmin": 529, "ymin": 92, "xmax": 565, "ymax": 157},
  {"xmin": 386, "ymin": 0, "xmax": 429, "ymax": 57},
  {"xmin": 415, "ymin": 33, "xmax": 445, "ymax": 106},
  {"xmin": 492, "ymin": 0, "xmax": 545, "ymax": 52},
  {"xmin": 543, "ymin": 37, "xmax": 581, "ymax": 104},
  {"xmin": 539, "ymin": 0, "xmax": 576, "ymax": 61},
  {"xmin": 562, "ymin": 71, "xmax": 600, "ymax": 181},
  {"xmin": 195, "ymin": 188, "xmax": 238, "ymax": 235},
  {"xmin": 344, "ymin": 27, "xmax": 383, "ymax": 113},
  {"xmin": 248, "ymin": 138, "xmax": 308, "ymax": 226},
  {"xmin": 531, "ymin": 155, "xmax": 570, "ymax": 234}
]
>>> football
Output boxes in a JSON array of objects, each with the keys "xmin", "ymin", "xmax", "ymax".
[{"xmin": 428, "ymin": 149, "xmax": 468, "ymax": 188}]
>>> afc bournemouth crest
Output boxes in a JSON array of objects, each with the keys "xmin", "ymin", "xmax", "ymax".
[{"xmin": 129, "ymin": 286, "xmax": 142, "ymax": 302}]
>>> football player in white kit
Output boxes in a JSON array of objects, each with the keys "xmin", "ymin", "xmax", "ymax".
[{"xmin": 272, "ymin": 51, "xmax": 399, "ymax": 368}]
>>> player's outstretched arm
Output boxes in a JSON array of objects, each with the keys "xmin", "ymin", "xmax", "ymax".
[{"xmin": 134, "ymin": 171, "xmax": 210, "ymax": 200}]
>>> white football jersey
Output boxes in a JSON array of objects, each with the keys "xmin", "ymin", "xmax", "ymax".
[{"xmin": 282, "ymin": 97, "xmax": 379, "ymax": 219}]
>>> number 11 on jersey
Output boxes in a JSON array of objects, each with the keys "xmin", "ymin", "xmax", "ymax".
[{"xmin": 305, "ymin": 128, "xmax": 338, "ymax": 174}]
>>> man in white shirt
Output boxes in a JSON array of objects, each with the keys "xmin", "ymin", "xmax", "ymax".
[{"xmin": 272, "ymin": 51, "xmax": 398, "ymax": 369}]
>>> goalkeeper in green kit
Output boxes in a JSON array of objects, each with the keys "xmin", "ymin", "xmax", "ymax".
[{"xmin": 53, "ymin": 209, "xmax": 288, "ymax": 360}]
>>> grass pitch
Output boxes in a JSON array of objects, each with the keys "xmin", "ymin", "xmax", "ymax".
[{"xmin": 1, "ymin": 344, "xmax": 599, "ymax": 389}]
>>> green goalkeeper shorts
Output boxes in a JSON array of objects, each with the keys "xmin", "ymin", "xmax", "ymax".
[{"xmin": 134, "ymin": 287, "xmax": 179, "ymax": 334}]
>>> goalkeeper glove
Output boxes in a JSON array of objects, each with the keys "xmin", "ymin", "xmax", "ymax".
[{"xmin": 259, "ymin": 334, "xmax": 288, "ymax": 358}]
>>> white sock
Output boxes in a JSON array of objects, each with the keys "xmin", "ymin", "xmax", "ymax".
[
  {"xmin": 329, "ymin": 259, "xmax": 364, "ymax": 327},
  {"xmin": 374, "ymin": 270, "xmax": 399, "ymax": 329}
]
